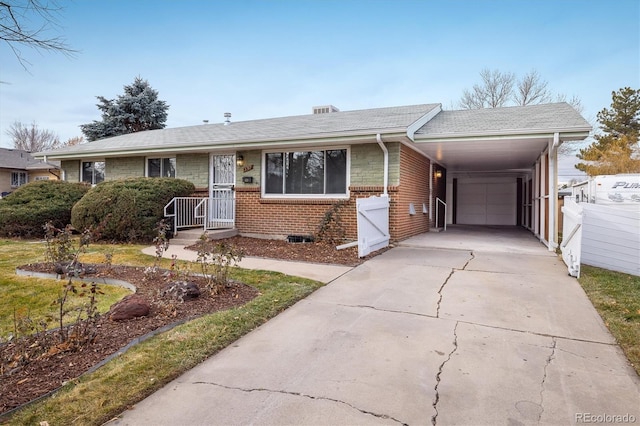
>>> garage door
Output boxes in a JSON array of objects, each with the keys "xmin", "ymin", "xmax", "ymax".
[{"xmin": 456, "ymin": 179, "xmax": 517, "ymax": 225}]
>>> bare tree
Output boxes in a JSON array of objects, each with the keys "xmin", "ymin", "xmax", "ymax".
[
  {"xmin": 64, "ymin": 135, "xmax": 83, "ymax": 146},
  {"xmin": 459, "ymin": 68, "xmax": 515, "ymax": 109},
  {"xmin": 459, "ymin": 68, "xmax": 585, "ymax": 114},
  {"xmin": 555, "ymin": 93, "xmax": 584, "ymax": 115},
  {"xmin": 6, "ymin": 120, "xmax": 60, "ymax": 151},
  {"xmin": 513, "ymin": 70, "xmax": 551, "ymax": 106},
  {"xmin": 0, "ymin": 0, "xmax": 76, "ymax": 69}
]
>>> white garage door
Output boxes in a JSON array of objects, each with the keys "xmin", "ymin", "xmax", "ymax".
[{"xmin": 457, "ymin": 179, "xmax": 517, "ymax": 225}]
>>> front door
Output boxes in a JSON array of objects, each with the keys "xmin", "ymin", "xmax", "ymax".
[{"xmin": 208, "ymin": 154, "xmax": 235, "ymax": 229}]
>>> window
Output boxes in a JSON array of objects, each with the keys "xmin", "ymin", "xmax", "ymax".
[
  {"xmin": 82, "ymin": 161, "xmax": 105, "ymax": 185},
  {"xmin": 264, "ymin": 149, "xmax": 347, "ymax": 196},
  {"xmin": 147, "ymin": 157, "xmax": 176, "ymax": 178},
  {"xmin": 10, "ymin": 171, "xmax": 27, "ymax": 187}
]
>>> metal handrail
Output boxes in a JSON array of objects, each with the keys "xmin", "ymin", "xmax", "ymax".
[
  {"xmin": 194, "ymin": 198, "xmax": 207, "ymax": 231},
  {"xmin": 164, "ymin": 197, "xmax": 207, "ymax": 231},
  {"xmin": 163, "ymin": 198, "xmax": 177, "ymax": 234},
  {"xmin": 435, "ymin": 197, "xmax": 447, "ymax": 231}
]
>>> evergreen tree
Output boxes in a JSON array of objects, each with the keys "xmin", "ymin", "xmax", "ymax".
[
  {"xmin": 80, "ymin": 77, "xmax": 169, "ymax": 141},
  {"xmin": 576, "ymin": 87, "xmax": 640, "ymax": 176}
]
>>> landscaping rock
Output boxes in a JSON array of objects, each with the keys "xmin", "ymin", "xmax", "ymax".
[
  {"xmin": 54, "ymin": 261, "xmax": 97, "ymax": 276},
  {"xmin": 109, "ymin": 294, "xmax": 150, "ymax": 321},
  {"xmin": 162, "ymin": 281, "xmax": 201, "ymax": 302}
]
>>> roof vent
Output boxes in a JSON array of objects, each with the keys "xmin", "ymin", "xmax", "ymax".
[
  {"xmin": 224, "ymin": 112, "xmax": 231, "ymax": 125},
  {"xmin": 312, "ymin": 105, "xmax": 339, "ymax": 114}
]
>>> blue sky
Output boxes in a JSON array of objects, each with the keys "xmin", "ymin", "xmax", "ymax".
[{"xmin": 0, "ymin": 0, "xmax": 638, "ymax": 180}]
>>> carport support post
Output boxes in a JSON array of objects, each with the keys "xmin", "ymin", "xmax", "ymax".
[{"xmin": 547, "ymin": 133, "xmax": 560, "ymax": 251}]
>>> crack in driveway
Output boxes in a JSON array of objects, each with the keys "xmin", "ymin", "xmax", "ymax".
[
  {"xmin": 192, "ymin": 381, "xmax": 408, "ymax": 425},
  {"xmin": 431, "ymin": 321, "xmax": 459, "ymax": 426},
  {"xmin": 452, "ymin": 318, "xmax": 616, "ymax": 346},
  {"xmin": 337, "ymin": 303, "xmax": 437, "ymax": 319},
  {"xmin": 538, "ymin": 337, "xmax": 557, "ymax": 423},
  {"xmin": 436, "ymin": 251, "xmax": 473, "ymax": 318}
]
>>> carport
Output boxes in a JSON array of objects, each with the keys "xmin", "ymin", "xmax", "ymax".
[{"xmin": 412, "ymin": 103, "xmax": 591, "ymax": 250}]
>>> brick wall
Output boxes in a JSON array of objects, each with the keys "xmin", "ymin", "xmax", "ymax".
[
  {"xmin": 350, "ymin": 143, "xmax": 400, "ymax": 186},
  {"xmin": 236, "ymin": 150, "xmax": 261, "ymax": 189},
  {"xmin": 235, "ymin": 186, "xmax": 398, "ymax": 241},
  {"xmin": 233, "ymin": 143, "xmax": 427, "ymax": 243},
  {"xmin": 393, "ymin": 145, "xmax": 431, "ymax": 240},
  {"xmin": 106, "ymin": 157, "xmax": 144, "ymax": 180},
  {"xmin": 61, "ymin": 160, "xmax": 80, "ymax": 182},
  {"xmin": 177, "ymin": 154, "xmax": 209, "ymax": 188}
]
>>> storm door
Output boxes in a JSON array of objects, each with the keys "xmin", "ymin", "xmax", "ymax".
[{"xmin": 207, "ymin": 154, "xmax": 235, "ymax": 229}]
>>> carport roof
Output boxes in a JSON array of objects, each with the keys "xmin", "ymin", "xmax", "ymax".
[
  {"xmin": 412, "ymin": 103, "xmax": 591, "ymax": 172},
  {"xmin": 414, "ymin": 103, "xmax": 591, "ymax": 138}
]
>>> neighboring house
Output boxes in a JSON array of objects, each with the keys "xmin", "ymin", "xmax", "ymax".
[
  {"xmin": 0, "ymin": 148, "xmax": 61, "ymax": 197},
  {"xmin": 36, "ymin": 102, "xmax": 591, "ymax": 250}
]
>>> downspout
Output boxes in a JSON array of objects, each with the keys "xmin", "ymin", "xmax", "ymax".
[{"xmin": 376, "ymin": 134, "xmax": 388, "ymax": 196}]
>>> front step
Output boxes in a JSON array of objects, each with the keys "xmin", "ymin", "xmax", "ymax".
[{"xmin": 170, "ymin": 228, "xmax": 238, "ymax": 246}]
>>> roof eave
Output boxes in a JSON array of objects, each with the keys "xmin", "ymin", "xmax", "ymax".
[
  {"xmin": 35, "ymin": 129, "xmax": 410, "ymax": 160},
  {"xmin": 406, "ymin": 104, "xmax": 442, "ymax": 141},
  {"xmin": 414, "ymin": 126, "xmax": 592, "ymax": 143}
]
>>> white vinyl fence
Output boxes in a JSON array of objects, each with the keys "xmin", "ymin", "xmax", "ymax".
[
  {"xmin": 561, "ymin": 198, "xmax": 640, "ymax": 278},
  {"xmin": 356, "ymin": 195, "xmax": 390, "ymax": 257}
]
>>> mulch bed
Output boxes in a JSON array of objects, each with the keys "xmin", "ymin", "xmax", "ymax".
[
  {"xmin": 186, "ymin": 235, "xmax": 380, "ymax": 267},
  {"xmin": 0, "ymin": 263, "xmax": 259, "ymax": 416}
]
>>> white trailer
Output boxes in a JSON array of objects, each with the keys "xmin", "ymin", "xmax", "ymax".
[
  {"xmin": 571, "ymin": 174, "xmax": 640, "ymax": 206},
  {"xmin": 563, "ymin": 174, "xmax": 640, "ymax": 278}
]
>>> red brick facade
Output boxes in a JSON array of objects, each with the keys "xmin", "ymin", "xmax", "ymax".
[
  {"xmin": 233, "ymin": 144, "xmax": 433, "ymax": 243},
  {"xmin": 393, "ymin": 145, "xmax": 431, "ymax": 240},
  {"xmin": 235, "ymin": 186, "xmax": 398, "ymax": 241}
]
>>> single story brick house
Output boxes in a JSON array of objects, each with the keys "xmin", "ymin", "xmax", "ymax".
[
  {"xmin": 0, "ymin": 148, "xmax": 60, "ymax": 197},
  {"xmin": 36, "ymin": 102, "xmax": 590, "ymax": 250}
]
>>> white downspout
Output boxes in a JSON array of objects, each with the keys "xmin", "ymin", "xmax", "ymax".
[{"xmin": 376, "ymin": 134, "xmax": 388, "ymax": 196}]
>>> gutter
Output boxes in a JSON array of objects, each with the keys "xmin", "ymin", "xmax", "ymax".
[
  {"xmin": 34, "ymin": 132, "xmax": 411, "ymax": 161},
  {"xmin": 376, "ymin": 134, "xmax": 388, "ymax": 196},
  {"xmin": 414, "ymin": 127, "xmax": 592, "ymax": 142}
]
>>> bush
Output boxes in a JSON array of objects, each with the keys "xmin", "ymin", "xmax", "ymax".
[
  {"xmin": 71, "ymin": 177, "xmax": 195, "ymax": 242},
  {"xmin": 0, "ymin": 181, "xmax": 90, "ymax": 238}
]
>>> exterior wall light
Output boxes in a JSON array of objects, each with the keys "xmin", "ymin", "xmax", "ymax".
[
  {"xmin": 236, "ymin": 154, "xmax": 244, "ymax": 167},
  {"xmin": 434, "ymin": 170, "xmax": 442, "ymax": 178}
]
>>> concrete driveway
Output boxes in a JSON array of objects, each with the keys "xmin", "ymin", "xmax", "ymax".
[{"xmin": 112, "ymin": 226, "xmax": 640, "ymax": 425}]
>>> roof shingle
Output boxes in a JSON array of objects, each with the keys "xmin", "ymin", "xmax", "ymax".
[
  {"xmin": 38, "ymin": 104, "xmax": 440, "ymax": 157},
  {"xmin": 0, "ymin": 148, "xmax": 60, "ymax": 170},
  {"xmin": 415, "ymin": 103, "xmax": 591, "ymax": 137}
]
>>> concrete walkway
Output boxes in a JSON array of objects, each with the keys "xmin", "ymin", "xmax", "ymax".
[
  {"xmin": 141, "ymin": 245, "xmax": 353, "ymax": 284},
  {"xmin": 114, "ymin": 227, "xmax": 640, "ymax": 425}
]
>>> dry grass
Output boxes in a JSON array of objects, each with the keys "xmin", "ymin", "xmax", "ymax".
[{"xmin": 578, "ymin": 265, "xmax": 640, "ymax": 375}]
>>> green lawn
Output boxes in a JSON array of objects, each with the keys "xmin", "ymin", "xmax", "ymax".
[
  {"xmin": 0, "ymin": 240, "xmax": 148, "ymax": 336},
  {"xmin": 1, "ymin": 239, "xmax": 325, "ymax": 425},
  {"xmin": 578, "ymin": 265, "xmax": 640, "ymax": 375}
]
